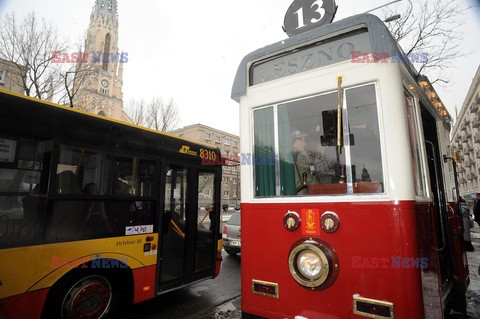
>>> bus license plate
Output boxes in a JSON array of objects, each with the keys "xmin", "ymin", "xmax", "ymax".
[{"xmin": 230, "ymin": 240, "xmax": 241, "ymax": 247}]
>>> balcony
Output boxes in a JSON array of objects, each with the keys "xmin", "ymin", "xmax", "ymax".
[
  {"xmin": 467, "ymin": 142, "xmax": 474, "ymax": 151},
  {"xmin": 475, "ymin": 135, "xmax": 480, "ymax": 144},
  {"xmin": 473, "ymin": 118, "xmax": 480, "ymax": 129},
  {"xmin": 467, "ymin": 172, "xmax": 477, "ymax": 180},
  {"xmin": 464, "ymin": 158, "xmax": 473, "ymax": 167},
  {"xmin": 472, "ymin": 102, "xmax": 479, "ymax": 113}
]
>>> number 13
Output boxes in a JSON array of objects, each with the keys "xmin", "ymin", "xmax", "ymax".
[{"xmin": 294, "ymin": 0, "xmax": 326, "ymax": 29}]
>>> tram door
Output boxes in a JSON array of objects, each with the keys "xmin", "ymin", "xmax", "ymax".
[
  {"xmin": 421, "ymin": 108, "xmax": 455, "ymax": 293},
  {"xmin": 159, "ymin": 164, "xmax": 217, "ymax": 290}
]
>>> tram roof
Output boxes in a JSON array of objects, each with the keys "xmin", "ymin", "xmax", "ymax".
[{"xmin": 231, "ymin": 13, "xmax": 418, "ymax": 101}]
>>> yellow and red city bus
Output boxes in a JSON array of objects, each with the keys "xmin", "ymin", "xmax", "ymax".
[
  {"xmin": 231, "ymin": 13, "xmax": 469, "ymax": 318},
  {"xmin": 0, "ymin": 88, "xmax": 223, "ymax": 318}
]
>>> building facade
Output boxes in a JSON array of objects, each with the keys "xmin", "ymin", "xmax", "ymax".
[
  {"xmin": 451, "ymin": 66, "xmax": 480, "ymax": 198},
  {"xmin": 73, "ymin": 0, "xmax": 130, "ymax": 122},
  {"xmin": 0, "ymin": 58, "xmax": 26, "ymax": 94},
  {"xmin": 170, "ymin": 124, "xmax": 240, "ymax": 207}
]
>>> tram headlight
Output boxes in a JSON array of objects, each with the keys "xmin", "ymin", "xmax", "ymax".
[
  {"xmin": 288, "ymin": 238, "xmax": 339, "ymax": 290},
  {"xmin": 297, "ymin": 250, "xmax": 322, "ymax": 280}
]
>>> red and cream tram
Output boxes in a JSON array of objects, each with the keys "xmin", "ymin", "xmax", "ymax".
[{"xmin": 231, "ymin": 13, "xmax": 469, "ymax": 319}]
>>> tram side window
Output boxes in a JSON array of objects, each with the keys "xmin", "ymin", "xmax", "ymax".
[
  {"xmin": 404, "ymin": 91, "xmax": 427, "ymax": 197},
  {"xmin": 0, "ymin": 137, "xmax": 52, "ymax": 248}
]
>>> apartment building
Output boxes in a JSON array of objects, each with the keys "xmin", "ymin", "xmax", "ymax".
[{"xmin": 451, "ymin": 66, "xmax": 480, "ymax": 199}]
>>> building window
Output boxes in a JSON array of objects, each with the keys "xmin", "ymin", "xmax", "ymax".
[
  {"xmin": 205, "ymin": 133, "xmax": 211, "ymax": 140},
  {"xmin": 233, "ymin": 190, "xmax": 237, "ymax": 198},
  {"xmin": 103, "ymin": 33, "xmax": 111, "ymax": 71},
  {"xmin": 233, "ymin": 141, "xmax": 238, "ymax": 147},
  {"xmin": 0, "ymin": 69, "xmax": 5, "ymax": 84},
  {"xmin": 224, "ymin": 190, "xmax": 229, "ymax": 196},
  {"xmin": 224, "ymin": 138, "xmax": 230, "ymax": 145},
  {"xmin": 205, "ymin": 189, "xmax": 210, "ymax": 196},
  {"xmin": 215, "ymin": 136, "xmax": 221, "ymax": 143},
  {"xmin": 233, "ymin": 178, "xmax": 237, "ymax": 184}
]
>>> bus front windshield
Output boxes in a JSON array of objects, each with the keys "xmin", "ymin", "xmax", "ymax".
[{"xmin": 253, "ymin": 83, "xmax": 384, "ymax": 197}]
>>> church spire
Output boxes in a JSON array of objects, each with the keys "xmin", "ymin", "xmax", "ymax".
[{"xmin": 93, "ymin": 0, "xmax": 118, "ymax": 17}]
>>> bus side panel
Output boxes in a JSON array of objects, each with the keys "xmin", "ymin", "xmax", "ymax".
[
  {"xmin": 241, "ymin": 201, "xmax": 424, "ymax": 319},
  {"xmin": 0, "ymin": 288, "xmax": 48, "ymax": 319}
]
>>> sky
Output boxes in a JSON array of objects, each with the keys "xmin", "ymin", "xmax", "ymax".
[{"xmin": 1, "ymin": 0, "xmax": 479, "ymax": 135}]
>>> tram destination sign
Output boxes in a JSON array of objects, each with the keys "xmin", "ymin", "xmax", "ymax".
[
  {"xmin": 284, "ymin": 0, "xmax": 337, "ymax": 37},
  {"xmin": 250, "ymin": 32, "xmax": 371, "ymax": 86}
]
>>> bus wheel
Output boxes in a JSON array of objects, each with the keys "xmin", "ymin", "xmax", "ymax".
[
  {"xmin": 61, "ymin": 275, "xmax": 112, "ymax": 319},
  {"xmin": 43, "ymin": 272, "xmax": 125, "ymax": 319}
]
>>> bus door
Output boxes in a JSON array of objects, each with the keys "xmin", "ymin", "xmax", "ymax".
[
  {"xmin": 421, "ymin": 108, "xmax": 456, "ymax": 296},
  {"xmin": 159, "ymin": 164, "xmax": 218, "ymax": 290}
]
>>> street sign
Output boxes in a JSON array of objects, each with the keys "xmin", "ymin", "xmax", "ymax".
[{"xmin": 283, "ymin": 0, "xmax": 337, "ymax": 37}]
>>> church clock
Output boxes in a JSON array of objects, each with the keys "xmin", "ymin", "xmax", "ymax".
[{"xmin": 101, "ymin": 79, "xmax": 109, "ymax": 88}]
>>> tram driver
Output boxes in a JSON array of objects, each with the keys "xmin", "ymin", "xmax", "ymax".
[{"xmin": 292, "ymin": 130, "xmax": 317, "ymax": 194}]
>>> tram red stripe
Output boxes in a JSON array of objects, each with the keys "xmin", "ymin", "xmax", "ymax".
[
  {"xmin": 132, "ymin": 265, "xmax": 156, "ymax": 304},
  {"xmin": 0, "ymin": 288, "xmax": 49, "ymax": 319}
]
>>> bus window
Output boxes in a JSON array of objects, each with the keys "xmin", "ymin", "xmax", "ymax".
[
  {"xmin": 48, "ymin": 146, "xmax": 157, "ymax": 241},
  {"xmin": 56, "ymin": 145, "xmax": 107, "ymax": 195},
  {"xmin": 0, "ymin": 138, "xmax": 51, "ymax": 248},
  {"xmin": 345, "ymin": 84, "xmax": 384, "ymax": 193},
  {"xmin": 161, "ymin": 166, "xmax": 187, "ymax": 283},
  {"xmin": 196, "ymin": 171, "xmax": 215, "ymax": 273}
]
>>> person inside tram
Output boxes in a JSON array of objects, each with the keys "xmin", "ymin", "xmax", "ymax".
[{"xmin": 292, "ymin": 130, "xmax": 317, "ymax": 194}]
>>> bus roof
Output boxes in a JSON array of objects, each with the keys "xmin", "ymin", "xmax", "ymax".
[
  {"xmin": 0, "ymin": 88, "xmax": 220, "ymax": 158},
  {"xmin": 231, "ymin": 13, "xmax": 418, "ymax": 101}
]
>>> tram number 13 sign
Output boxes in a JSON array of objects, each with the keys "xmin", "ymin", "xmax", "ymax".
[{"xmin": 284, "ymin": 0, "xmax": 337, "ymax": 37}]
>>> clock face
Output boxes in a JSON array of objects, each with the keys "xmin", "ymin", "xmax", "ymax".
[{"xmin": 101, "ymin": 79, "xmax": 109, "ymax": 88}]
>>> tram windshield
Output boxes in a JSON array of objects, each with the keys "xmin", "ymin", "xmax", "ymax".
[{"xmin": 253, "ymin": 83, "xmax": 384, "ymax": 197}]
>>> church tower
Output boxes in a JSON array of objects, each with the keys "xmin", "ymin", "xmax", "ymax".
[{"xmin": 73, "ymin": 0, "xmax": 129, "ymax": 122}]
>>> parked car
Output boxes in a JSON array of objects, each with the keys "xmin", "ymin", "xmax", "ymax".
[
  {"xmin": 234, "ymin": 204, "xmax": 240, "ymax": 211},
  {"xmin": 222, "ymin": 203, "xmax": 229, "ymax": 211},
  {"xmin": 222, "ymin": 212, "xmax": 241, "ymax": 255}
]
